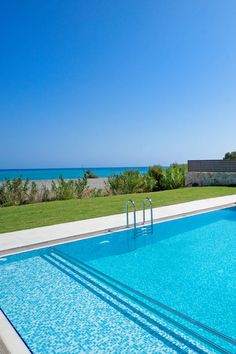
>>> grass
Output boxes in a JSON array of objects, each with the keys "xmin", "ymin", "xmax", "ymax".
[{"xmin": 0, "ymin": 186, "xmax": 236, "ymax": 233}]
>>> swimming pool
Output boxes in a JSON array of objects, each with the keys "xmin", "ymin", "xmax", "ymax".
[{"xmin": 0, "ymin": 207, "xmax": 236, "ymax": 353}]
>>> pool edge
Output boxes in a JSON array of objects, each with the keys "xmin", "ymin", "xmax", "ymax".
[{"xmin": 0, "ymin": 311, "xmax": 31, "ymax": 354}]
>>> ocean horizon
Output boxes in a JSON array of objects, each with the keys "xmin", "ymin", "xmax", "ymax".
[{"xmin": 0, "ymin": 166, "xmax": 151, "ymax": 181}]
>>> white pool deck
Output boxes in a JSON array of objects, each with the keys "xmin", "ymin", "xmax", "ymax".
[{"xmin": 1, "ymin": 194, "xmax": 236, "ymax": 354}]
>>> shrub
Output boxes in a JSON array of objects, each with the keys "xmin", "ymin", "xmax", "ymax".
[
  {"xmin": 51, "ymin": 176, "xmax": 88, "ymax": 200},
  {"xmin": 148, "ymin": 165, "xmax": 166, "ymax": 191},
  {"xmin": 107, "ymin": 170, "xmax": 155, "ymax": 195},
  {"xmin": 223, "ymin": 151, "xmax": 236, "ymax": 160},
  {"xmin": 74, "ymin": 176, "xmax": 88, "ymax": 198},
  {"xmin": 165, "ymin": 163, "xmax": 187, "ymax": 189},
  {"xmin": 51, "ymin": 177, "xmax": 75, "ymax": 200},
  {"xmin": 41, "ymin": 185, "xmax": 51, "ymax": 202},
  {"xmin": 0, "ymin": 184, "xmax": 8, "ymax": 206},
  {"xmin": 122, "ymin": 170, "xmax": 144, "ymax": 194},
  {"xmin": 107, "ymin": 170, "xmax": 141, "ymax": 195},
  {"xmin": 0, "ymin": 177, "xmax": 31, "ymax": 206},
  {"xmin": 28, "ymin": 181, "xmax": 38, "ymax": 203},
  {"xmin": 86, "ymin": 187, "xmax": 104, "ymax": 198},
  {"xmin": 142, "ymin": 174, "xmax": 156, "ymax": 192},
  {"xmin": 106, "ymin": 174, "xmax": 124, "ymax": 195},
  {"xmin": 0, "ymin": 175, "xmax": 89, "ymax": 207}
]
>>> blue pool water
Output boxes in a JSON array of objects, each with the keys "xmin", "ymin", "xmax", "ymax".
[
  {"xmin": 0, "ymin": 166, "xmax": 149, "ymax": 181},
  {"xmin": 0, "ymin": 207, "xmax": 236, "ymax": 353}
]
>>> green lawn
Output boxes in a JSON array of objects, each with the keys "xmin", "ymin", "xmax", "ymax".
[{"xmin": 0, "ymin": 186, "xmax": 236, "ymax": 233}]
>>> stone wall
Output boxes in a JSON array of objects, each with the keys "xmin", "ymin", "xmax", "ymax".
[
  {"xmin": 185, "ymin": 172, "xmax": 236, "ymax": 186},
  {"xmin": 188, "ymin": 160, "xmax": 236, "ymax": 172}
]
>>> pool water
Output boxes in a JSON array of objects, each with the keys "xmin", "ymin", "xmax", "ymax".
[{"xmin": 0, "ymin": 207, "xmax": 236, "ymax": 353}]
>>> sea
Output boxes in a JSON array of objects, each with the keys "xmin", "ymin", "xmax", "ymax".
[{"xmin": 0, "ymin": 167, "xmax": 149, "ymax": 181}]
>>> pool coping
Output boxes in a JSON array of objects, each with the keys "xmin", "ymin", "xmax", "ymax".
[
  {"xmin": 0, "ymin": 311, "xmax": 31, "ymax": 354},
  {"xmin": 0, "ymin": 194, "xmax": 236, "ymax": 353}
]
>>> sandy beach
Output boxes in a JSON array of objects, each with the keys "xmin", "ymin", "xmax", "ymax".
[{"xmin": 30, "ymin": 177, "xmax": 108, "ymax": 190}]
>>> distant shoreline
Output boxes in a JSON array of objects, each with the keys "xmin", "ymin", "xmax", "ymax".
[{"xmin": 0, "ymin": 166, "xmax": 149, "ymax": 181}]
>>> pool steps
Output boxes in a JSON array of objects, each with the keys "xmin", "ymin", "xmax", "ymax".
[
  {"xmin": 43, "ymin": 255, "xmax": 195, "ymax": 353},
  {"xmin": 42, "ymin": 249, "xmax": 236, "ymax": 353},
  {"xmin": 42, "ymin": 252, "xmax": 206, "ymax": 353}
]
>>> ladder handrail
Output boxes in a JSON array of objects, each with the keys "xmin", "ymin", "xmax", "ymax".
[
  {"xmin": 126, "ymin": 199, "xmax": 136, "ymax": 229},
  {"xmin": 142, "ymin": 197, "xmax": 153, "ymax": 231}
]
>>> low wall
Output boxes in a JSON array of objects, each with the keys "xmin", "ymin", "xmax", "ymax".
[
  {"xmin": 188, "ymin": 160, "xmax": 236, "ymax": 172},
  {"xmin": 185, "ymin": 172, "xmax": 236, "ymax": 186}
]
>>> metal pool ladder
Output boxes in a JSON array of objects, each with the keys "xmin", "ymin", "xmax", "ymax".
[
  {"xmin": 142, "ymin": 197, "xmax": 153, "ymax": 233},
  {"xmin": 125, "ymin": 197, "xmax": 154, "ymax": 237},
  {"xmin": 126, "ymin": 199, "xmax": 137, "ymax": 230}
]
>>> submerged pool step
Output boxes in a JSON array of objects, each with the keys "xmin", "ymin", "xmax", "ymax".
[
  {"xmin": 135, "ymin": 225, "xmax": 153, "ymax": 237},
  {"xmin": 42, "ymin": 252, "xmax": 210, "ymax": 354},
  {"xmin": 49, "ymin": 249, "xmax": 236, "ymax": 354}
]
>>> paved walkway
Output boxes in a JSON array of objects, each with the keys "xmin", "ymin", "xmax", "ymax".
[{"xmin": 1, "ymin": 194, "xmax": 236, "ymax": 255}]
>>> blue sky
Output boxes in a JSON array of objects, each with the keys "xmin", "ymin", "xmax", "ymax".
[{"xmin": 1, "ymin": 0, "xmax": 236, "ymax": 168}]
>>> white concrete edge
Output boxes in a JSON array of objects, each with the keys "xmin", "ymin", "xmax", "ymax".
[
  {"xmin": 1, "ymin": 194, "xmax": 236, "ymax": 256},
  {"xmin": 0, "ymin": 311, "xmax": 30, "ymax": 354}
]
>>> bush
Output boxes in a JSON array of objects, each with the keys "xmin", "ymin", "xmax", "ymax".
[
  {"xmin": 107, "ymin": 170, "xmax": 141, "ymax": 195},
  {"xmin": 0, "ymin": 184, "xmax": 8, "ymax": 206},
  {"xmin": 106, "ymin": 174, "xmax": 123, "ymax": 195},
  {"xmin": 28, "ymin": 181, "xmax": 38, "ymax": 203},
  {"xmin": 148, "ymin": 165, "xmax": 166, "ymax": 191},
  {"xmin": 74, "ymin": 176, "xmax": 88, "ymax": 198},
  {"xmin": 0, "ymin": 177, "xmax": 32, "ymax": 206},
  {"xmin": 0, "ymin": 175, "xmax": 90, "ymax": 207},
  {"xmin": 51, "ymin": 177, "xmax": 75, "ymax": 200},
  {"xmin": 107, "ymin": 170, "xmax": 155, "ymax": 195},
  {"xmin": 223, "ymin": 151, "xmax": 236, "ymax": 160},
  {"xmin": 41, "ymin": 185, "xmax": 51, "ymax": 202},
  {"xmin": 122, "ymin": 171, "xmax": 144, "ymax": 194},
  {"xmin": 147, "ymin": 164, "xmax": 186, "ymax": 191},
  {"xmin": 86, "ymin": 187, "xmax": 104, "ymax": 198},
  {"xmin": 165, "ymin": 163, "xmax": 187, "ymax": 189},
  {"xmin": 51, "ymin": 176, "xmax": 88, "ymax": 200}
]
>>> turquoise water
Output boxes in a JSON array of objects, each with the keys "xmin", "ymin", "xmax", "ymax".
[
  {"xmin": 0, "ymin": 166, "xmax": 148, "ymax": 181},
  {"xmin": 0, "ymin": 207, "xmax": 236, "ymax": 353}
]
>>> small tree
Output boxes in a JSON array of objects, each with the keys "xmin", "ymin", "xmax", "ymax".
[
  {"xmin": 147, "ymin": 165, "xmax": 166, "ymax": 191},
  {"xmin": 223, "ymin": 151, "xmax": 236, "ymax": 160}
]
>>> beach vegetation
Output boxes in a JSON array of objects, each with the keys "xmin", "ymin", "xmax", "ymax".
[
  {"xmin": 148, "ymin": 163, "xmax": 187, "ymax": 191},
  {"xmin": 0, "ymin": 177, "xmax": 38, "ymax": 207},
  {"xmin": 223, "ymin": 151, "xmax": 236, "ymax": 160},
  {"xmin": 0, "ymin": 176, "xmax": 88, "ymax": 206},
  {"xmin": 0, "ymin": 164, "xmax": 187, "ymax": 208},
  {"xmin": 147, "ymin": 165, "xmax": 166, "ymax": 190},
  {"xmin": 107, "ymin": 170, "xmax": 156, "ymax": 194}
]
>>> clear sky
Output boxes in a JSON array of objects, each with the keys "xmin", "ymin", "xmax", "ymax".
[{"xmin": 1, "ymin": 0, "xmax": 236, "ymax": 168}]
